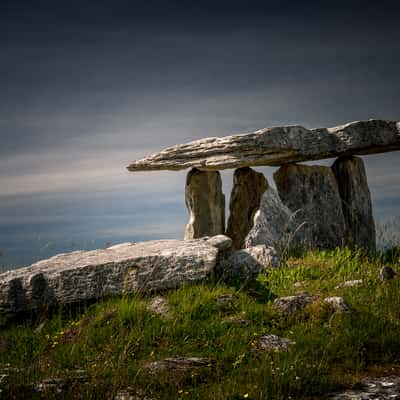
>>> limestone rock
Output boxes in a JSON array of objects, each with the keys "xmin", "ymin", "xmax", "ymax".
[
  {"xmin": 220, "ymin": 245, "xmax": 280, "ymax": 282},
  {"xmin": 257, "ymin": 334, "xmax": 294, "ymax": 352},
  {"xmin": 274, "ymin": 164, "xmax": 346, "ymax": 249},
  {"xmin": 36, "ymin": 378, "xmax": 70, "ymax": 394},
  {"xmin": 184, "ymin": 168, "xmax": 225, "ymax": 240},
  {"xmin": 127, "ymin": 120, "xmax": 400, "ymax": 171},
  {"xmin": 329, "ymin": 376, "xmax": 400, "ymax": 400},
  {"xmin": 293, "ymin": 281, "xmax": 307, "ymax": 288},
  {"xmin": 0, "ymin": 238, "xmax": 222, "ymax": 313},
  {"xmin": 335, "ymin": 279, "xmax": 363, "ymax": 289},
  {"xmin": 226, "ymin": 167, "xmax": 268, "ymax": 249},
  {"xmin": 144, "ymin": 357, "xmax": 214, "ymax": 375},
  {"xmin": 273, "ymin": 294, "xmax": 318, "ymax": 314},
  {"xmin": 204, "ymin": 235, "xmax": 233, "ymax": 251},
  {"xmin": 35, "ymin": 372, "xmax": 88, "ymax": 394},
  {"xmin": 115, "ymin": 388, "xmax": 154, "ymax": 400},
  {"xmin": 323, "ymin": 296, "xmax": 350, "ymax": 312},
  {"xmin": 244, "ymin": 186, "xmax": 301, "ymax": 253},
  {"xmin": 332, "ymin": 156, "xmax": 376, "ymax": 251},
  {"xmin": 147, "ymin": 296, "xmax": 170, "ymax": 318}
]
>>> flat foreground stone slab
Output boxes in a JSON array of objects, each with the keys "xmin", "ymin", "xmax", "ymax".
[
  {"xmin": 127, "ymin": 120, "xmax": 400, "ymax": 171},
  {"xmin": 0, "ymin": 238, "xmax": 224, "ymax": 313}
]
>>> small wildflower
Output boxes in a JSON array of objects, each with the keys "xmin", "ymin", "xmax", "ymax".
[
  {"xmin": 244, "ymin": 394, "xmax": 249, "ymax": 398},
  {"xmin": 178, "ymin": 389, "xmax": 183, "ymax": 394}
]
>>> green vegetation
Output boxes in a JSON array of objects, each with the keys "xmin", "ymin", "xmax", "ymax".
[{"xmin": 0, "ymin": 248, "xmax": 399, "ymax": 399}]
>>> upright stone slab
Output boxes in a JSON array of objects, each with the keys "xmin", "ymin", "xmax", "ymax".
[
  {"xmin": 332, "ymin": 156, "xmax": 376, "ymax": 251},
  {"xmin": 226, "ymin": 167, "xmax": 268, "ymax": 249},
  {"xmin": 274, "ymin": 164, "xmax": 346, "ymax": 249},
  {"xmin": 184, "ymin": 168, "xmax": 225, "ymax": 240},
  {"xmin": 245, "ymin": 186, "xmax": 302, "ymax": 253}
]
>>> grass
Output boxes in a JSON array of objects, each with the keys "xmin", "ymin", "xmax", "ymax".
[{"xmin": 0, "ymin": 247, "xmax": 399, "ymax": 399}]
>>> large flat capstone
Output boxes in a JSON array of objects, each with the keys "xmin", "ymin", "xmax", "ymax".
[
  {"xmin": 0, "ymin": 238, "xmax": 225, "ymax": 313},
  {"xmin": 127, "ymin": 120, "xmax": 400, "ymax": 171}
]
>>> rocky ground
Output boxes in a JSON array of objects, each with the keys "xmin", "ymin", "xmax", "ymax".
[{"xmin": 0, "ymin": 248, "xmax": 399, "ymax": 399}]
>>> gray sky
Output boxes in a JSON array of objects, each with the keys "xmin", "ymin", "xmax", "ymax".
[{"xmin": 0, "ymin": 0, "xmax": 399, "ymax": 267}]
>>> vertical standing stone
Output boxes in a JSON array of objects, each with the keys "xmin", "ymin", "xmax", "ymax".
[
  {"xmin": 332, "ymin": 156, "xmax": 376, "ymax": 251},
  {"xmin": 274, "ymin": 164, "xmax": 346, "ymax": 249},
  {"xmin": 184, "ymin": 168, "xmax": 225, "ymax": 240},
  {"xmin": 245, "ymin": 186, "xmax": 300, "ymax": 254},
  {"xmin": 226, "ymin": 167, "xmax": 268, "ymax": 249}
]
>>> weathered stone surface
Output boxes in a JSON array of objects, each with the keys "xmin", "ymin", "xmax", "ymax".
[
  {"xmin": 144, "ymin": 357, "xmax": 215, "ymax": 375},
  {"xmin": 35, "ymin": 372, "xmax": 88, "ymax": 394},
  {"xmin": 147, "ymin": 296, "xmax": 170, "ymax": 318},
  {"xmin": 329, "ymin": 376, "xmax": 400, "ymax": 400},
  {"xmin": 226, "ymin": 167, "xmax": 268, "ymax": 249},
  {"xmin": 184, "ymin": 168, "xmax": 225, "ymax": 240},
  {"xmin": 0, "ymin": 238, "xmax": 222, "ymax": 313},
  {"xmin": 293, "ymin": 281, "xmax": 307, "ymax": 288},
  {"xmin": 244, "ymin": 186, "xmax": 301, "ymax": 253},
  {"xmin": 115, "ymin": 388, "xmax": 155, "ymax": 400},
  {"xmin": 219, "ymin": 245, "xmax": 280, "ymax": 281},
  {"xmin": 273, "ymin": 294, "xmax": 318, "ymax": 314},
  {"xmin": 324, "ymin": 296, "xmax": 350, "ymax": 312},
  {"xmin": 274, "ymin": 164, "xmax": 346, "ymax": 249},
  {"xmin": 257, "ymin": 334, "xmax": 294, "ymax": 352},
  {"xmin": 203, "ymin": 235, "xmax": 233, "ymax": 251},
  {"xmin": 335, "ymin": 279, "xmax": 363, "ymax": 289},
  {"xmin": 127, "ymin": 120, "xmax": 400, "ymax": 171},
  {"xmin": 332, "ymin": 156, "xmax": 376, "ymax": 251}
]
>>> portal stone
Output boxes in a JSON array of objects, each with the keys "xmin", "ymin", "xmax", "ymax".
[
  {"xmin": 274, "ymin": 164, "xmax": 346, "ymax": 249},
  {"xmin": 226, "ymin": 167, "xmax": 268, "ymax": 249},
  {"xmin": 184, "ymin": 168, "xmax": 225, "ymax": 240},
  {"xmin": 245, "ymin": 186, "xmax": 301, "ymax": 254},
  {"xmin": 332, "ymin": 156, "xmax": 376, "ymax": 251}
]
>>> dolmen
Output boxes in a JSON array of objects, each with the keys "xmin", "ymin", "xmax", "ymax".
[
  {"xmin": 1, "ymin": 119, "xmax": 399, "ymax": 313},
  {"xmin": 128, "ymin": 119, "xmax": 400, "ymax": 252}
]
